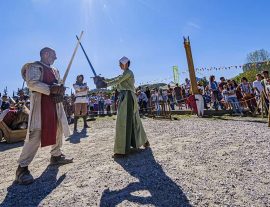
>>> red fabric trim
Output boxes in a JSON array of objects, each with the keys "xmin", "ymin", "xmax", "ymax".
[{"xmin": 41, "ymin": 66, "xmax": 58, "ymax": 147}]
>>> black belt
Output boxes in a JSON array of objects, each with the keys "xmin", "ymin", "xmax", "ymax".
[{"xmin": 76, "ymin": 95, "xmax": 87, "ymax": 98}]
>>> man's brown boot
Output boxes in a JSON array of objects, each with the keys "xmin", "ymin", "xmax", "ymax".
[
  {"xmin": 50, "ymin": 154, "xmax": 74, "ymax": 166},
  {"xmin": 15, "ymin": 165, "xmax": 34, "ymax": 185}
]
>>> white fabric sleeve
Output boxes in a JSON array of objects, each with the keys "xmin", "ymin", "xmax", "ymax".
[{"xmin": 26, "ymin": 65, "xmax": 50, "ymax": 95}]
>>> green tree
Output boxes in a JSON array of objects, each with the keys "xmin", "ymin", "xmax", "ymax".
[
  {"xmin": 233, "ymin": 69, "xmax": 258, "ymax": 83},
  {"xmin": 243, "ymin": 49, "xmax": 270, "ymax": 72},
  {"xmin": 246, "ymin": 49, "xmax": 270, "ymax": 63}
]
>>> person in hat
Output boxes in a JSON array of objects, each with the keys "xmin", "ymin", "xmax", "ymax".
[
  {"xmin": 16, "ymin": 90, "xmax": 29, "ymax": 104},
  {"xmin": 73, "ymin": 74, "xmax": 89, "ymax": 132},
  {"xmin": 105, "ymin": 56, "xmax": 149, "ymax": 158},
  {"xmin": 1, "ymin": 95, "xmax": 10, "ymax": 111},
  {"xmin": 16, "ymin": 47, "xmax": 73, "ymax": 185}
]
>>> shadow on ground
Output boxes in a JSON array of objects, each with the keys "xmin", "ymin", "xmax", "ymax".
[
  {"xmin": 0, "ymin": 141, "xmax": 24, "ymax": 152},
  {"xmin": 0, "ymin": 165, "xmax": 65, "ymax": 207},
  {"xmin": 66, "ymin": 128, "xmax": 89, "ymax": 144},
  {"xmin": 100, "ymin": 148, "xmax": 191, "ymax": 207},
  {"xmin": 207, "ymin": 116, "xmax": 268, "ymax": 124}
]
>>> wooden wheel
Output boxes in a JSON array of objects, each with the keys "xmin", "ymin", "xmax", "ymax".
[{"xmin": 0, "ymin": 129, "xmax": 4, "ymax": 142}]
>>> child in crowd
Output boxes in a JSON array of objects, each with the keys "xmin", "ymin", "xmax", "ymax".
[
  {"xmin": 221, "ymin": 84, "xmax": 230, "ymax": 109},
  {"xmin": 105, "ymin": 94, "xmax": 112, "ymax": 116}
]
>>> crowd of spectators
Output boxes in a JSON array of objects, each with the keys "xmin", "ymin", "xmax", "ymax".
[
  {"xmin": 134, "ymin": 70, "xmax": 270, "ymax": 116},
  {"xmin": 1, "ymin": 70, "xmax": 269, "ymax": 120}
]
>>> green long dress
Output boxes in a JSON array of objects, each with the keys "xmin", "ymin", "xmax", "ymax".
[{"xmin": 105, "ymin": 69, "xmax": 148, "ymax": 154}]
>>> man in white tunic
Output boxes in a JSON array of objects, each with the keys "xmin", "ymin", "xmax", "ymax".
[
  {"xmin": 73, "ymin": 74, "xmax": 89, "ymax": 132},
  {"xmin": 16, "ymin": 47, "xmax": 73, "ymax": 185}
]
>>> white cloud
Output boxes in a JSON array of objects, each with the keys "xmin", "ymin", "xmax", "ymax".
[{"xmin": 187, "ymin": 22, "xmax": 201, "ymax": 30}]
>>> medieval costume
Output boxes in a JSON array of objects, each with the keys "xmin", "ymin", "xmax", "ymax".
[
  {"xmin": 73, "ymin": 75, "xmax": 89, "ymax": 132},
  {"xmin": 105, "ymin": 57, "xmax": 149, "ymax": 157},
  {"xmin": 261, "ymin": 73, "xmax": 270, "ymax": 110},
  {"xmin": 15, "ymin": 48, "xmax": 73, "ymax": 185}
]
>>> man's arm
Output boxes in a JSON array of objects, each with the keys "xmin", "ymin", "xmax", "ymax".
[
  {"xmin": 25, "ymin": 65, "xmax": 50, "ymax": 95},
  {"xmin": 73, "ymin": 84, "xmax": 88, "ymax": 93}
]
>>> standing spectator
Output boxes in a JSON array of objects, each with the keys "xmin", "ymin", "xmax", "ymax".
[
  {"xmin": 1, "ymin": 95, "xmax": 10, "ymax": 111},
  {"xmin": 174, "ymin": 83, "xmax": 182, "ymax": 110},
  {"xmin": 221, "ymin": 84, "xmax": 229, "ymax": 109},
  {"xmin": 93, "ymin": 97, "xmax": 99, "ymax": 115},
  {"xmin": 89, "ymin": 97, "xmax": 95, "ymax": 116},
  {"xmin": 150, "ymin": 88, "xmax": 161, "ymax": 115},
  {"xmin": 226, "ymin": 80, "xmax": 243, "ymax": 115},
  {"xmin": 231, "ymin": 80, "xmax": 243, "ymax": 101},
  {"xmin": 63, "ymin": 95, "xmax": 73, "ymax": 124},
  {"xmin": 197, "ymin": 82, "xmax": 205, "ymax": 94},
  {"xmin": 167, "ymin": 84, "xmax": 175, "ymax": 110},
  {"xmin": 145, "ymin": 86, "xmax": 151, "ymax": 113},
  {"xmin": 184, "ymin": 78, "xmax": 191, "ymax": 97},
  {"xmin": 203, "ymin": 85, "xmax": 211, "ymax": 109},
  {"xmin": 145, "ymin": 87, "xmax": 151, "ymax": 100},
  {"xmin": 138, "ymin": 90, "xmax": 148, "ymax": 116},
  {"xmin": 253, "ymin": 74, "xmax": 264, "ymax": 101},
  {"xmin": 181, "ymin": 86, "xmax": 186, "ymax": 98},
  {"xmin": 209, "ymin": 75, "xmax": 219, "ymax": 110},
  {"xmin": 162, "ymin": 89, "xmax": 168, "ymax": 102},
  {"xmin": 17, "ymin": 90, "xmax": 28, "ymax": 103},
  {"xmin": 98, "ymin": 92, "xmax": 105, "ymax": 116},
  {"xmin": 238, "ymin": 77, "xmax": 257, "ymax": 113},
  {"xmin": 261, "ymin": 70, "xmax": 270, "ymax": 109},
  {"xmin": 218, "ymin": 77, "xmax": 227, "ymax": 92},
  {"xmin": 105, "ymin": 95, "xmax": 112, "ymax": 116}
]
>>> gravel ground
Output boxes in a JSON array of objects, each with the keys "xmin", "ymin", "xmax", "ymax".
[{"xmin": 0, "ymin": 116, "xmax": 269, "ymax": 207}]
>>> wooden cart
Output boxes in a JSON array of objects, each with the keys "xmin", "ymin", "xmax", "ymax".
[
  {"xmin": 0, "ymin": 121, "xmax": 27, "ymax": 143},
  {"xmin": 0, "ymin": 110, "xmax": 27, "ymax": 143}
]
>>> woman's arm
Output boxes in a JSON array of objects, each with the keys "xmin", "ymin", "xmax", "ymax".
[{"xmin": 105, "ymin": 71, "xmax": 131, "ymax": 87}]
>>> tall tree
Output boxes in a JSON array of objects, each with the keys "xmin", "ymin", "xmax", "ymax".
[{"xmin": 246, "ymin": 49, "xmax": 270, "ymax": 63}]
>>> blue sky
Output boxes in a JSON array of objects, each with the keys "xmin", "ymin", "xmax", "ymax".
[{"xmin": 1, "ymin": 0, "xmax": 270, "ymax": 95}]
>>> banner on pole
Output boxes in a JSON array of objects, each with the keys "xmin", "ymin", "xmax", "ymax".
[{"xmin": 173, "ymin": 66, "xmax": 179, "ymax": 84}]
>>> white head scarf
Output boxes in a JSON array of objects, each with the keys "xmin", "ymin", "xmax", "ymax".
[{"xmin": 119, "ymin": 56, "xmax": 130, "ymax": 65}]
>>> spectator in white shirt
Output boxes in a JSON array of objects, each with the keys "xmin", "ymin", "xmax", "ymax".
[
  {"xmin": 138, "ymin": 90, "xmax": 148, "ymax": 116},
  {"xmin": 253, "ymin": 73, "xmax": 264, "ymax": 100}
]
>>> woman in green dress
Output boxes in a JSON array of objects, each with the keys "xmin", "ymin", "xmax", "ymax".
[{"xmin": 105, "ymin": 56, "xmax": 150, "ymax": 158}]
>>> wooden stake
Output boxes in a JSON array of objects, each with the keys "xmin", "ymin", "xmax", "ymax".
[{"xmin": 183, "ymin": 37, "xmax": 199, "ymax": 95}]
